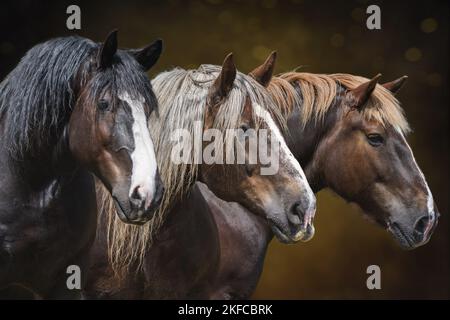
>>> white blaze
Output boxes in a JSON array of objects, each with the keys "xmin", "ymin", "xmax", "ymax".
[
  {"xmin": 400, "ymin": 133, "xmax": 435, "ymax": 234},
  {"xmin": 119, "ymin": 92, "xmax": 157, "ymax": 209},
  {"xmin": 254, "ymin": 103, "xmax": 316, "ymax": 221}
]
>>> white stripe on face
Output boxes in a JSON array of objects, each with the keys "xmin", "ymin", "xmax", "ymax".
[
  {"xmin": 400, "ymin": 133, "xmax": 435, "ymax": 234},
  {"xmin": 253, "ymin": 103, "xmax": 316, "ymax": 219},
  {"xmin": 119, "ymin": 92, "xmax": 157, "ymax": 209}
]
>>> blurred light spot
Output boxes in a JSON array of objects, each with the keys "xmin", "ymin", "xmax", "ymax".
[
  {"xmin": 252, "ymin": 45, "xmax": 271, "ymax": 61},
  {"xmin": 218, "ymin": 10, "xmax": 233, "ymax": 25},
  {"xmin": 0, "ymin": 42, "xmax": 14, "ymax": 55},
  {"xmin": 421, "ymin": 18, "xmax": 438, "ymax": 33},
  {"xmin": 405, "ymin": 47, "xmax": 422, "ymax": 62},
  {"xmin": 348, "ymin": 25, "xmax": 362, "ymax": 38},
  {"xmin": 426, "ymin": 73, "xmax": 442, "ymax": 87},
  {"xmin": 330, "ymin": 33, "xmax": 345, "ymax": 47},
  {"xmin": 262, "ymin": 0, "xmax": 277, "ymax": 9},
  {"xmin": 351, "ymin": 7, "xmax": 365, "ymax": 22}
]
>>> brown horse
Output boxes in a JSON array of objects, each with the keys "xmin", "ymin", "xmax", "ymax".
[
  {"xmin": 85, "ymin": 54, "xmax": 316, "ymax": 298},
  {"xmin": 0, "ymin": 31, "xmax": 164, "ymax": 298},
  {"xmin": 202, "ymin": 52, "xmax": 440, "ymax": 299}
]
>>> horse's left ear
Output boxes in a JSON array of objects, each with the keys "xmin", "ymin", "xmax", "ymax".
[
  {"xmin": 211, "ymin": 53, "xmax": 236, "ymax": 100},
  {"xmin": 128, "ymin": 39, "xmax": 163, "ymax": 71},
  {"xmin": 98, "ymin": 29, "xmax": 118, "ymax": 70},
  {"xmin": 382, "ymin": 75, "xmax": 408, "ymax": 94},
  {"xmin": 350, "ymin": 74, "xmax": 381, "ymax": 110},
  {"xmin": 249, "ymin": 51, "xmax": 277, "ymax": 87}
]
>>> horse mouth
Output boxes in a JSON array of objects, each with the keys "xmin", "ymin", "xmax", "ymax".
[
  {"xmin": 271, "ymin": 224, "xmax": 294, "ymax": 244},
  {"xmin": 269, "ymin": 220, "xmax": 313, "ymax": 244},
  {"xmin": 388, "ymin": 222, "xmax": 416, "ymax": 250},
  {"xmin": 112, "ymin": 197, "xmax": 147, "ymax": 226}
]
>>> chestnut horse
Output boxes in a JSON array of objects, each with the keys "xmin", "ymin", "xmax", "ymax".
[
  {"xmin": 86, "ymin": 54, "xmax": 316, "ymax": 298},
  {"xmin": 0, "ymin": 31, "xmax": 164, "ymax": 298},
  {"xmin": 201, "ymin": 52, "xmax": 440, "ymax": 298}
]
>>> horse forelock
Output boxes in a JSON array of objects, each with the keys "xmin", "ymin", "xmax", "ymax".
[{"xmin": 330, "ymin": 73, "xmax": 410, "ymax": 134}]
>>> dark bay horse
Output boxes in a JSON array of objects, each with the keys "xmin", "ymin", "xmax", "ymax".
[
  {"xmin": 202, "ymin": 52, "xmax": 440, "ymax": 298},
  {"xmin": 0, "ymin": 31, "xmax": 164, "ymax": 298},
  {"xmin": 86, "ymin": 54, "xmax": 316, "ymax": 299}
]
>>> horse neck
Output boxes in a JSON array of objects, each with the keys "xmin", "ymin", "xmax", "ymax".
[
  {"xmin": 152, "ymin": 183, "xmax": 219, "ymax": 260},
  {"xmin": 6, "ymin": 124, "xmax": 76, "ymax": 191},
  {"xmin": 284, "ymin": 92, "xmax": 341, "ymax": 193}
]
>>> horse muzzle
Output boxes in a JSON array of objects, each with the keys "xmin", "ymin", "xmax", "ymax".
[{"xmin": 388, "ymin": 210, "xmax": 439, "ymax": 250}]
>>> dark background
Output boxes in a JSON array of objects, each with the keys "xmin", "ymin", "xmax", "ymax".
[{"xmin": 0, "ymin": 0, "xmax": 448, "ymax": 299}]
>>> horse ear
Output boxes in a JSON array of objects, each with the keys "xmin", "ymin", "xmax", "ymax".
[
  {"xmin": 128, "ymin": 39, "xmax": 163, "ymax": 71},
  {"xmin": 98, "ymin": 30, "xmax": 118, "ymax": 70},
  {"xmin": 249, "ymin": 51, "xmax": 277, "ymax": 87},
  {"xmin": 211, "ymin": 53, "xmax": 236, "ymax": 100},
  {"xmin": 350, "ymin": 74, "xmax": 381, "ymax": 110},
  {"xmin": 382, "ymin": 75, "xmax": 408, "ymax": 94}
]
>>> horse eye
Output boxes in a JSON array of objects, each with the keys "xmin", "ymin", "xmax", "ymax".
[
  {"xmin": 97, "ymin": 99, "xmax": 109, "ymax": 111},
  {"xmin": 367, "ymin": 133, "xmax": 384, "ymax": 147}
]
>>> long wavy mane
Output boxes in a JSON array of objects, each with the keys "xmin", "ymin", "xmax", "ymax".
[
  {"xmin": 0, "ymin": 37, "xmax": 95, "ymax": 157},
  {"xmin": 100, "ymin": 64, "xmax": 283, "ymax": 276},
  {"xmin": 268, "ymin": 72, "xmax": 410, "ymax": 134},
  {"xmin": 0, "ymin": 36, "xmax": 157, "ymax": 160}
]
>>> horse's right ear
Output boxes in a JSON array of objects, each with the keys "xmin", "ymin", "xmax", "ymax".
[
  {"xmin": 382, "ymin": 75, "xmax": 408, "ymax": 94},
  {"xmin": 98, "ymin": 30, "xmax": 118, "ymax": 70},
  {"xmin": 211, "ymin": 53, "xmax": 236, "ymax": 101},
  {"xmin": 128, "ymin": 39, "xmax": 163, "ymax": 72},
  {"xmin": 350, "ymin": 74, "xmax": 381, "ymax": 111},
  {"xmin": 249, "ymin": 51, "xmax": 277, "ymax": 87}
]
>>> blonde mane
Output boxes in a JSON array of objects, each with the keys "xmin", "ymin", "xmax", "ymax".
[
  {"xmin": 268, "ymin": 72, "xmax": 410, "ymax": 134},
  {"xmin": 99, "ymin": 64, "xmax": 283, "ymax": 276}
]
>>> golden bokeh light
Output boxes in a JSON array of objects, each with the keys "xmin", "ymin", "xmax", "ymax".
[
  {"xmin": 426, "ymin": 72, "xmax": 442, "ymax": 87},
  {"xmin": 421, "ymin": 18, "xmax": 438, "ymax": 33},
  {"xmin": 405, "ymin": 47, "xmax": 422, "ymax": 62}
]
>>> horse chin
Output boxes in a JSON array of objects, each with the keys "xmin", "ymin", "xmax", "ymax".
[
  {"xmin": 271, "ymin": 224, "xmax": 295, "ymax": 244},
  {"xmin": 270, "ymin": 222, "xmax": 314, "ymax": 244},
  {"xmin": 113, "ymin": 199, "xmax": 131, "ymax": 223},
  {"xmin": 112, "ymin": 198, "xmax": 147, "ymax": 226},
  {"xmin": 387, "ymin": 223, "xmax": 421, "ymax": 250}
]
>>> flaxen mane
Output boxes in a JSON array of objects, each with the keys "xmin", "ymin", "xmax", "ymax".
[
  {"xmin": 100, "ymin": 64, "xmax": 283, "ymax": 276},
  {"xmin": 268, "ymin": 72, "xmax": 410, "ymax": 134}
]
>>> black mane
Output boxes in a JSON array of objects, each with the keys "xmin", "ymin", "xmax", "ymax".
[{"xmin": 0, "ymin": 35, "xmax": 157, "ymax": 159}]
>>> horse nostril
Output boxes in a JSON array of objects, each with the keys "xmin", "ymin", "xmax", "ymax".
[
  {"xmin": 288, "ymin": 202, "xmax": 302, "ymax": 226},
  {"xmin": 130, "ymin": 186, "xmax": 145, "ymax": 210},
  {"xmin": 131, "ymin": 186, "xmax": 143, "ymax": 201},
  {"xmin": 414, "ymin": 216, "xmax": 431, "ymax": 236}
]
